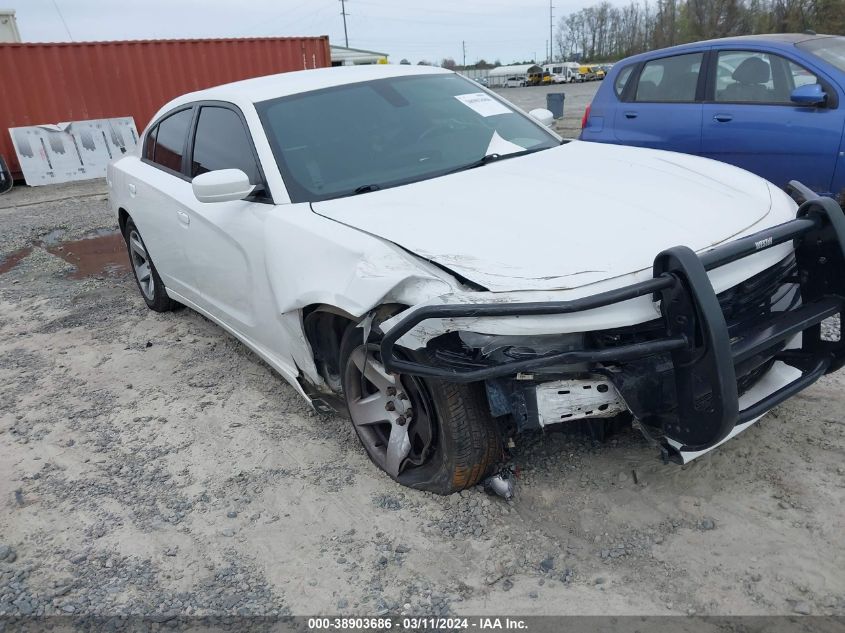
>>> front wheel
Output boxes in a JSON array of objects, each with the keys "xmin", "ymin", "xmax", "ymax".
[{"xmin": 339, "ymin": 325, "xmax": 501, "ymax": 494}]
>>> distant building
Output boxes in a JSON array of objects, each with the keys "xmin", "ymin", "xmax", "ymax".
[
  {"xmin": 0, "ymin": 9, "xmax": 21, "ymax": 43},
  {"xmin": 487, "ymin": 64, "xmax": 542, "ymax": 87},
  {"xmin": 458, "ymin": 68, "xmax": 491, "ymax": 82},
  {"xmin": 330, "ymin": 45, "xmax": 389, "ymax": 66}
]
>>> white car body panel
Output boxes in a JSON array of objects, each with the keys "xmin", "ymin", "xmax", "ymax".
[
  {"xmin": 312, "ymin": 141, "xmax": 781, "ymax": 292},
  {"xmin": 107, "ymin": 65, "xmax": 813, "ymax": 465},
  {"xmin": 380, "ymin": 240, "xmax": 795, "ymax": 350}
]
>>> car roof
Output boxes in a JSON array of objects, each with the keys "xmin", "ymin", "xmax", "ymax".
[
  {"xmin": 162, "ymin": 64, "xmax": 453, "ymax": 110},
  {"xmin": 617, "ymin": 33, "xmax": 841, "ymax": 64}
]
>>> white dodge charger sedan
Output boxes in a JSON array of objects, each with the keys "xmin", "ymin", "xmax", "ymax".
[{"xmin": 108, "ymin": 65, "xmax": 845, "ymax": 494}]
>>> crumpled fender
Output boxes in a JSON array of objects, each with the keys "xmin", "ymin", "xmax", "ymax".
[{"xmin": 263, "ymin": 204, "xmax": 457, "ymax": 319}]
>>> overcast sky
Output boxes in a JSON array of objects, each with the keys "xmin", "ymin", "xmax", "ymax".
[{"xmin": 9, "ymin": 0, "xmax": 619, "ymax": 65}]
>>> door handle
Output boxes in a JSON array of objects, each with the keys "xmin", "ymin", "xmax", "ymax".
[
  {"xmin": 713, "ymin": 114, "xmax": 733, "ymax": 122},
  {"xmin": 624, "ymin": 111, "xmax": 638, "ymax": 119},
  {"xmin": 176, "ymin": 210, "xmax": 190, "ymax": 226},
  {"xmin": 128, "ymin": 183, "xmax": 136, "ymax": 197}
]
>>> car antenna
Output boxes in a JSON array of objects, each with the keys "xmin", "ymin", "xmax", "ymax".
[{"xmin": 803, "ymin": 29, "xmax": 817, "ymax": 35}]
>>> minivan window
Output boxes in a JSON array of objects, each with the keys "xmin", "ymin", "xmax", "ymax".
[
  {"xmin": 191, "ymin": 106, "xmax": 261, "ymax": 184},
  {"xmin": 152, "ymin": 109, "xmax": 193, "ymax": 173},
  {"xmin": 635, "ymin": 53, "xmax": 703, "ymax": 102}
]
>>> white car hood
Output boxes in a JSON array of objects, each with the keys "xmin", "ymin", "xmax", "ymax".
[{"xmin": 311, "ymin": 141, "xmax": 773, "ymax": 292}]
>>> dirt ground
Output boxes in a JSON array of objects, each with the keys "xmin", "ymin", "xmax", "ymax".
[
  {"xmin": 1, "ymin": 179, "xmax": 844, "ymax": 619},
  {"xmin": 492, "ymin": 81, "xmax": 599, "ymax": 137}
]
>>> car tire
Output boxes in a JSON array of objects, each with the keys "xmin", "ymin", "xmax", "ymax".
[
  {"xmin": 339, "ymin": 324, "xmax": 502, "ymax": 494},
  {"xmin": 123, "ymin": 217, "xmax": 175, "ymax": 312}
]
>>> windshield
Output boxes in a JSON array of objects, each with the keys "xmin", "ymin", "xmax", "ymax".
[
  {"xmin": 256, "ymin": 73, "xmax": 558, "ymax": 202},
  {"xmin": 797, "ymin": 36, "xmax": 845, "ymax": 73}
]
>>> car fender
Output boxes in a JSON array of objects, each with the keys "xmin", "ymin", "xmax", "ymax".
[{"xmin": 262, "ymin": 204, "xmax": 458, "ymax": 319}]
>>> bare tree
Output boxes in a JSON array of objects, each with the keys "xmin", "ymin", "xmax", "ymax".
[{"xmin": 554, "ymin": 0, "xmax": 842, "ymax": 62}]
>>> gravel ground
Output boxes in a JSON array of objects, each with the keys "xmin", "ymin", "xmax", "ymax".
[
  {"xmin": 492, "ymin": 81, "xmax": 600, "ymax": 138},
  {"xmin": 1, "ymin": 179, "xmax": 844, "ymax": 619}
]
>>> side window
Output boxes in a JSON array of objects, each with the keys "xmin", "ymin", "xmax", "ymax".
[
  {"xmin": 715, "ymin": 51, "xmax": 819, "ymax": 104},
  {"xmin": 143, "ymin": 126, "xmax": 157, "ymax": 161},
  {"xmin": 152, "ymin": 109, "xmax": 193, "ymax": 173},
  {"xmin": 190, "ymin": 106, "xmax": 261, "ymax": 184},
  {"xmin": 614, "ymin": 65, "xmax": 634, "ymax": 98},
  {"xmin": 635, "ymin": 53, "xmax": 703, "ymax": 102},
  {"xmin": 787, "ymin": 59, "xmax": 820, "ymax": 89}
]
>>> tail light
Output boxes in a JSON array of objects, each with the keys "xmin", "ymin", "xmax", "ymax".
[{"xmin": 581, "ymin": 103, "xmax": 592, "ymax": 129}]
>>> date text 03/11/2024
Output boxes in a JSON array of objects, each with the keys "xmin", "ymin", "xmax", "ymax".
[{"xmin": 306, "ymin": 617, "xmax": 529, "ymax": 630}]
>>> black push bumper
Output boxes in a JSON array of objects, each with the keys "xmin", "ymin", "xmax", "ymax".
[{"xmin": 381, "ymin": 192, "xmax": 845, "ymax": 454}]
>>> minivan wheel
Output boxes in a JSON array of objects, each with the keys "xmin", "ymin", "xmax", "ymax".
[
  {"xmin": 339, "ymin": 325, "xmax": 502, "ymax": 494},
  {"xmin": 123, "ymin": 218, "xmax": 175, "ymax": 312}
]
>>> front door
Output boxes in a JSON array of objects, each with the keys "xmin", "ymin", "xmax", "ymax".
[
  {"xmin": 701, "ymin": 49, "xmax": 845, "ymax": 194},
  {"xmin": 179, "ymin": 105, "xmax": 270, "ymax": 334}
]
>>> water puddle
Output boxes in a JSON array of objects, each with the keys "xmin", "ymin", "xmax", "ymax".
[
  {"xmin": 0, "ymin": 247, "xmax": 34, "ymax": 274},
  {"xmin": 0, "ymin": 229, "xmax": 129, "ymax": 279},
  {"xmin": 46, "ymin": 231, "xmax": 129, "ymax": 279}
]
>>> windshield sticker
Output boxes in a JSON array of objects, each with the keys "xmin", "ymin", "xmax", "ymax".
[
  {"xmin": 454, "ymin": 93, "xmax": 512, "ymax": 117},
  {"xmin": 485, "ymin": 131, "xmax": 525, "ymax": 156}
]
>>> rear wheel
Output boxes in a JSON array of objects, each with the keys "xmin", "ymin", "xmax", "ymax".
[
  {"xmin": 340, "ymin": 325, "xmax": 501, "ymax": 494},
  {"xmin": 123, "ymin": 218, "xmax": 175, "ymax": 312}
]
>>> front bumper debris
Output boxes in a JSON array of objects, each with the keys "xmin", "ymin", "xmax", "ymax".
[{"xmin": 380, "ymin": 190, "xmax": 845, "ymax": 459}]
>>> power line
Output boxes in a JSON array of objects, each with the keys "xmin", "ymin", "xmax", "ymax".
[
  {"xmin": 50, "ymin": 0, "xmax": 73, "ymax": 41},
  {"xmin": 234, "ymin": 0, "xmax": 319, "ymax": 37},
  {"xmin": 340, "ymin": 0, "xmax": 349, "ymax": 47}
]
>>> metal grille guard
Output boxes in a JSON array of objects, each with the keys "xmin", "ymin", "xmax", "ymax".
[{"xmin": 380, "ymin": 192, "xmax": 845, "ymax": 453}]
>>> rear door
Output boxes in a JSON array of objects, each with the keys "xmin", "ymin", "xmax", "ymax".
[
  {"xmin": 613, "ymin": 51, "xmax": 706, "ymax": 154},
  {"xmin": 701, "ymin": 48, "xmax": 845, "ymax": 194},
  {"xmin": 131, "ymin": 107, "xmax": 196, "ymax": 299}
]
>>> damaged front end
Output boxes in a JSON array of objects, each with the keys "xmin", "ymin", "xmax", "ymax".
[{"xmin": 377, "ymin": 194, "xmax": 845, "ymax": 464}]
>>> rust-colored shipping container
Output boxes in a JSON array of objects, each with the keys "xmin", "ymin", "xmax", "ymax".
[{"xmin": 0, "ymin": 36, "xmax": 331, "ymax": 177}]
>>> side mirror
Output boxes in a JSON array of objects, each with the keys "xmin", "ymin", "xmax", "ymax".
[
  {"xmin": 790, "ymin": 83, "xmax": 827, "ymax": 106},
  {"xmin": 192, "ymin": 169, "xmax": 255, "ymax": 203},
  {"xmin": 528, "ymin": 108, "xmax": 555, "ymax": 127}
]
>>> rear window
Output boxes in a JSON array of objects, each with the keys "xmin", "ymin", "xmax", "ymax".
[
  {"xmin": 797, "ymin": 36, "xmax": 845, "ymax": 73},
  {"xmin": 614, "ymin": 65, "xmax": 634, "ymax": 97},
  {"xmin": 152, "ymin": 109, "xmax": 193, "ymax": 173},
  {"xmin": 635, "ymin": 53, "xmax": 703, "ymax": 102}
]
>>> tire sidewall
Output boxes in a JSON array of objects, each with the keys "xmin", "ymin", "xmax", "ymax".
[
  {"xmin": 123, "ymin": 218, "xmax": 171, "ymax": 312},
  {"xmin": 339, "ymin": 325, "xmax": 495, "ymax": 494}
]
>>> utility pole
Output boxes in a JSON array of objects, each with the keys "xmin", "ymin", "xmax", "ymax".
[
  {"xmin": 340, "ymin": 0, "xmax": 349, "ymax": 47},
  {"xmin": 549, "ymin": 0, "xmax": 554, "ymax": 62},
  {"xmin": 462, "ymin": 40, "xmax": 466, "ymax": 67}
]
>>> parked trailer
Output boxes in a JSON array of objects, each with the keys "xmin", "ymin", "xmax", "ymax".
[{"xmin": 0, "ymin": 36, "xmax": 331, "ymax": 178}]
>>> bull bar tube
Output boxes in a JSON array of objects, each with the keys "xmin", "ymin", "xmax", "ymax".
[{"xmin": 380, "ymin": 190, "xmax": 845, "ymax": 453}]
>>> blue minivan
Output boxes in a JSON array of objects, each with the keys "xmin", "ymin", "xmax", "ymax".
[{"xmin": 580, "ymin": 34, "xmax": 845, "ymax": 201}]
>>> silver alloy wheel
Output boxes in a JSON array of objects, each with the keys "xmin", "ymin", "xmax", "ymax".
[
  {"xmin": 128, "ymin": 229, "xmax": 154, "ymax": 301},
  {"xmin": 345, "ymin": 346, "xmax": 415, "ymax": 477}
]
